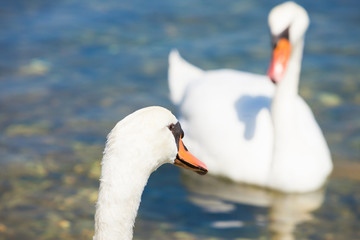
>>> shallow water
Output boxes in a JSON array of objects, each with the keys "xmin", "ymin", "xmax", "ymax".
[{"xmin": 0, "ymin": 0, "xmax": 359, "ymax": 239}]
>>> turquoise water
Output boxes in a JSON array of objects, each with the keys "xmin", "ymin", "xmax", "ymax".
[{"xmin": 0, "ymin": 0, "xmax": 359, "ymax": 239}]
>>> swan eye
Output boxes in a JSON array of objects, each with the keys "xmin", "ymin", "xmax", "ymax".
[
  {"xmin": 271, "ymin": 26, "xmax": 290, "ymax": 49},
  {"xmin": 168, "ymin": 123, "xmax": 175, "ymax": 131},
  {"xmin": 168, "ymin": 122, "xmax": 184, "ymax": 139}
]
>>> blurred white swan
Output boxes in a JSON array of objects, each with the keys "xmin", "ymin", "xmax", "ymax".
[
  {"xmin": 168, "ymin": 1, "xmax": 332, "ymax": 193},
  {"xmin": 93, "ymin": 106, "xmax": 207, "ymax": 240}
]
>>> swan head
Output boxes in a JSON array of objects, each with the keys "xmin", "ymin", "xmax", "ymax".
[
  {"xmin": 107, "ymin": 106, "xmax": 208, "ymax": 175},
  {"xmin": 267, "ymin": 1, "xmax": 309, "ymax": 83}
]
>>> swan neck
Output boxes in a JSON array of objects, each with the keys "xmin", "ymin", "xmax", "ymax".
[
  {"xmin": 271, "ymin": 38, "xmax": 304, "ymax": 147},
  {"xmin": 93, "ymin": 147, "xmax": 153, "ymax": 240},
  {"xmin": 276, "ymin": 38, "xmax": 304, "ymax": 97}
]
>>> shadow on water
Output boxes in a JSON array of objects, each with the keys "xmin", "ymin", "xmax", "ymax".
[
  {"xmin": 235, "ymin": 95, "xmax": 272, "ymax": 140},
  {"xmin": 181, "ymin": 170, "xmax": 325, "ymax": 240}
]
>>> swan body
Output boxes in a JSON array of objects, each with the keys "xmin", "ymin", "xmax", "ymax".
[
  {"xmin": 93, "ymin": 106, "xmax": 207, "ymax": 240},
  {"xmin": 168, "ymin": 2, "xmax": 332, "ymax": 193}
]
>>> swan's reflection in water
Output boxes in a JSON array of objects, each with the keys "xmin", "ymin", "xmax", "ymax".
[{"xmin": 181, "ymin": 170, "xmax": 325, "ymax": 240}]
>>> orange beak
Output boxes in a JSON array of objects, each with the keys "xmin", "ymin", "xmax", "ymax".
[
  {"xmin": 174, "ymin": 138, "xmax": 208, "ymax": 175},
  {"xmin": 267, "ymin": 38, "xmax": 292, "ymax": 84}
]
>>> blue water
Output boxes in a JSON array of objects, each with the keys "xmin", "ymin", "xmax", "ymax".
[{"xmin": 0, "ymin": 0, "xmax": 359, "ymax": 239}]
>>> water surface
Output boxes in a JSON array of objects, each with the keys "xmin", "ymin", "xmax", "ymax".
[{"xmin": 0, "ymin": 0, "xmax": 359, "ymax": 239}]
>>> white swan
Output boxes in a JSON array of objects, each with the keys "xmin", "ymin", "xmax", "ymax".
[
  {"xmin": 93, "ymin": 106, "xmax": 207, "ymax": 240},
  {"xmin": 168, "ymin": 1, "xmax": 332, "ymax": 193}
]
